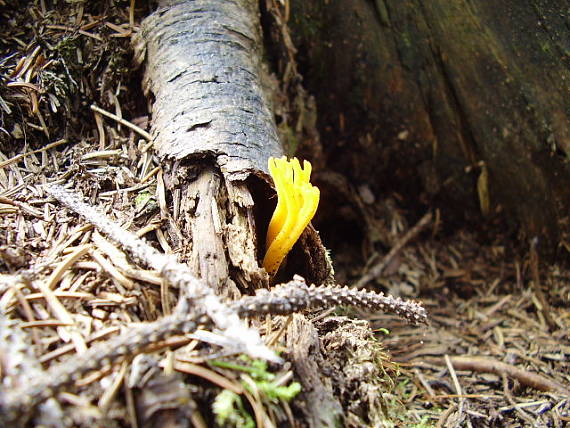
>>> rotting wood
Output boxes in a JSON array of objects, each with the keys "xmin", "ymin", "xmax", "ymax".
[
  {"xmin": 287, "ymin": 315, "xmax": 344, "ymax": 427},
  {"xmin": 226, "ymin": 179, "xmax": 267, "ymax": 287},
  {"xmin": 183, "ymin": 167, "xmax": 236, "ymax": 297},
  {"xmin": 133, "ymin": 0, "xmax": 331, "ymax": 291}
]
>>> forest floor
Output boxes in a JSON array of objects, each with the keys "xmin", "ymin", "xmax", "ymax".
[
  {"xmin": 346, "ymin": 229, "xmax": 570, "ymax": 427},
  {"xmin": 1, "ymin": 1, "xmax": 568, "ymax": 427}
]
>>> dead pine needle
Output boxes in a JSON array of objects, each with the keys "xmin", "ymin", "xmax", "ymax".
[
  {"xmin": 90, "ymin": 104, "xmax": 152, "ymax": 141},
  {"xmin": 45, "ymin": 184, "xmax": 278, "ymax": 363},
  {"xmin": 356, "ymin": 211, "xmax": 433, "ymax": 289}
]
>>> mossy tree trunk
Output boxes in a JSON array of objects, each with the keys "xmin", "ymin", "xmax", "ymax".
[{"xmin": 287, "ymin": 0, "xmax": 570, "ymax": 255}]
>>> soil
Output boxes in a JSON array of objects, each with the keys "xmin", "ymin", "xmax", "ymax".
[{"xmin": 1, "ymin": 1, "xmax": 568, "ymax": 427}]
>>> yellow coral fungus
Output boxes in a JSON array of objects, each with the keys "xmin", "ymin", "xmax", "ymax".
[{"xmin": 263, "ymin": 156, "xmax": 320, "ymax": 276}]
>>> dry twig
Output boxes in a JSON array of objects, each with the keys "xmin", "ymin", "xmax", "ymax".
[
  {"xmin": 0, "ymin": 297, "xmax": 208, "ymax": 425},
  {"xmin": 450, "ymin": 356, "xmax": 569, "ymax": 395},
  {"xmin": 0, "ymin": 274, "xmax": 428, "ymax": 424},
  {"xmin": 236, "ymin": 275, "xmax": 428, "ymax": 325},
  {"xmin": 356, "ymin": 211, "xmax": 432, "ymax": 289},
  {"xmin": 0, "ymin": 183, "xmax": 433, "ymax": 425}
]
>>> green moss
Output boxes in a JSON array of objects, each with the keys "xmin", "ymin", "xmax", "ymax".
[{"xmin": 213, "ymin": 390, "xmax": 255, "ymax": 428}]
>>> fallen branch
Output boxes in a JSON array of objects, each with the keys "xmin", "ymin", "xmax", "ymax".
[
  {"xmin": 0, "ymin": 185, "xmax": 433, "ymax": 425},
  {"xmin": 0, "ymin": 312, "xmax": 64, "ymax": 425},
  {"xmin": 46, "ymin": 184, "xmax": 276, "ymax": 362},
  {"xmin": 449, "ymin": 356, "xmax": 570, "ymax": 395},
  {"xmin": 236, "ymin": 275, "xmax": 428, "ymax": 325},
  {"xmin": 356, "ymin": 211, "xmax": 432, "ymax": 289}
]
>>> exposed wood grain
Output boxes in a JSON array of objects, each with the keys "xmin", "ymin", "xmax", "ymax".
[{"xmin": 286, "ymin": 315, "xmax": 344, "ymax": 427}]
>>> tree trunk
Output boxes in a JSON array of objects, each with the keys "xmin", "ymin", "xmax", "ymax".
[
  {"xmin": 286, "ymin": 0, "xmax": 570, "ymax": 255},
  {"xmin": 133, "ymin": 0, "xmax": 331, "ymax": 296}
]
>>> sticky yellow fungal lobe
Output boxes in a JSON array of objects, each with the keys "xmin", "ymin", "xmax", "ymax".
[{"xmin": 263, "ymin": 156, "xmax": 320, "ymax": 276}]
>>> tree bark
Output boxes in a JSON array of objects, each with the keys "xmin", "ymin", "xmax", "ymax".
[
  {"xmin": 135, "ymin": 0, "xmax": 282, "ymax": 177},
  {"xmin": 287, "ymin": 0, "xmax": 570, "ymax": 255}
]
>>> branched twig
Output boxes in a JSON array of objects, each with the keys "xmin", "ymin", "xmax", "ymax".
[
  {"xmin": 0, "ymin": 297, "xmax": 207, "ymax": 425},
  {"xmin": 0, "ymin": 275, "xmax": 428, "ymax": 424},
  {"xmin": 0, "ymin": 185, "xmax": 430, "ymax": 425}
]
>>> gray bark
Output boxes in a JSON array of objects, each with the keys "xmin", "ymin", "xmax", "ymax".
[
  {"xmin": 134, "ymin": 0, "xmax": 282, "ymax": 180},
  {"xmin": 133, "ymin": 0, "xmax": 282, "ymax": 294}
]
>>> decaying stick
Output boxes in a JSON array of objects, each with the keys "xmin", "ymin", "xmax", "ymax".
[
  {"xmin": 0, "ymin": 185, "xmax": 430, "ymax": 425},
  {"xmin": 236, "ymin": 275, "xmax": 428, "ymax": 325},
  {"xmin": 449, "ymin": 356, "xmax": 569, "ymax": 395},
  {"xmin": 90, "ymin": 104, "xmax": 152, "ymax": 141}
]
